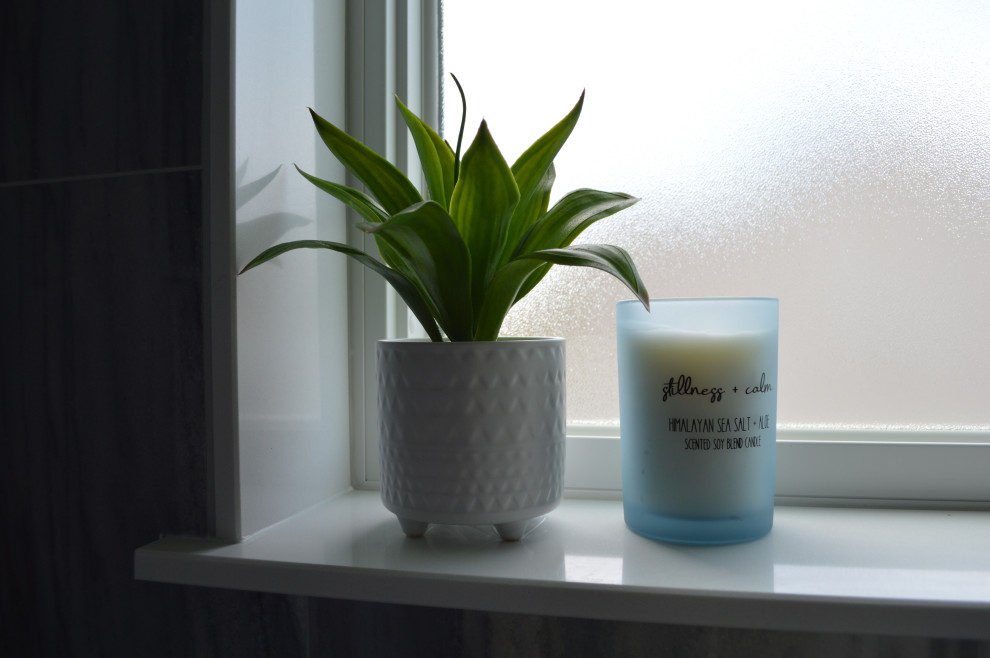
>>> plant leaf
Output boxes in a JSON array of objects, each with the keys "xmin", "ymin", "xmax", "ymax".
[
  {"xmin": 513, "ymin": 189, "xmax": 639, "ymax": 300},
  {"xmin": 499, "ymin": 92, "xmax": 585, "ymax": 265},
  {"xmin": 472, "ymin": 257, "xmax": 548, "ymax": 341},
  {"xmin": 237, "ymin": 239, "xmax": 443, "ymax": 341},
  {"xmin": 511, "ymin": 91, "xmax": 583, "ymax": 184},
  {"xmin": 359, "ymin": 201, "xmax": 474, "ymax": 341},
  {"xmin": 295, "ymin": 164, "xmax": 409, "ymax": 272},
  {"xmin": 429, "ymin": 131, "xmax": 457, "ymax": 208},
  {"xmin": 518, "ymin": 188, "xmax": 639, "ymax": 253},
  {"xmin": 522, "ymin": 244, "xmax": 650, "ymax": 310},
  {"xmin": 309, "ymin": 107, "xmax": 422, "ymax": 214},
  {"xmin": 448, "ymin": 120, "xmax": 520, "ymax": 321},
  {"xmin": 395, "ymin": 95, "xmax": 453, "ymax": 207},
  {"xmin": 496, "ymin": 163, "xmax": 555, "ymax": 269},
  {"xmin": 450, "ymin": 73, "xmax": 467, "ymax": 184},
  {"xmin": 295, "ymin": 165, "xmax": 389, "ymax": 224},
  {"xmin": 473, "ymin": 244, "xmax": 649, "ymax": 341}
]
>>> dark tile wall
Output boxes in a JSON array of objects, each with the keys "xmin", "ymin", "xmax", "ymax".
[
  {"xmin": 2, "ymin": 1, "xmax": 987, "ymax": 656},
  {"xmin": 1, "ymin": 0, "xmax": 305, "ymax": 655},
  {"xmin": 309, "ymin": 601, "xmax": 989, "ymax": 658},
  {"xmin": 1, "ymin": 0, "xmax": 200, "ymax": 182}
]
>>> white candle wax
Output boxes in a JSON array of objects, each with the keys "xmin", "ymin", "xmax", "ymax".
[{"xmin": 619, "ymin": 326, "xmax": 778, "ymax": 519}]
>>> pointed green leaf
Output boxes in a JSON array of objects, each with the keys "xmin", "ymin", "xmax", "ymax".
[
  {"xmin": 237, "ymin": 239, "xmax": 443, "ymax": 341},
  {"xmin": 360, "ymin": 201, "xmax": 474, "ymax": 341},
  {"xmin": 309, "ymin": 107, "xmax": 422, "ymax": 214},
  {"xmin": 295, "ymin": 164, "xmax": 407, "ymax": 273},
  {"xmin": 395, "ymin": 96, "xmax": 455, "ymax": 208},
  {"xmin": 496, "ymin": 163, "xmax": 555, "ymax": 269},
  {"xmin": 518, "ymin": 189, "xmax": 639, "ymax": 254},
  {"xmin": 448, "ymin": 120, "xmax": 520, "ymax": 316},
  {"xmin": 521, "ymin": 244, "xmax": 650, "ymax": 311},
  {"xmin": 513, "ymin": 189, "xmax": 639, "ymax": 300},
  {"xmin": 295, "ymin": 165, "xmax": 389, "ymax": 224},
  {"xmin": 500, "ymin": 92, "xmax": 585, "ymax": 262},
  {"xmin": 510, "ymin": 91, "xmax": 583, "ymax": 184},
  {"xmin": 472, "ymin": 257, "xmax": 549, "ymax": 341},
  {"xmin": 474, "ymin": 244, "xmax": 650, "ymax": 341},
  {"xmin": 427, "ymin": 132, "xmax": 456, "ymax": 208},
  {"xmin": 511, "ymin": 262, "xmax": 553, "ymax": 314}
]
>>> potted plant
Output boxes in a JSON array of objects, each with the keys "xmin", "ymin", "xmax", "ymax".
[{"xmin": 240, "ymin": 76, "xmax": 650, "ymax": 540}]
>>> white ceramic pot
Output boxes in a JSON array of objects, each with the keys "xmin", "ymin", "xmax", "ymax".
[{"xmin": 377, "ymin": 337, "xmax": 566, "ymax": 540}]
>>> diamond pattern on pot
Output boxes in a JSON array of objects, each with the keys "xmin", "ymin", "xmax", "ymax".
[{"xmin": 378, "ymin": 339, "xmax": 566, "ymax": 522}]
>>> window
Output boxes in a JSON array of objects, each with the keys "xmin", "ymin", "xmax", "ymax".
[
  {"xmin": 219, "ymin": 0, "xmax": 988, "ymax": 540},
  {"xmin": 441, "ymin": 0, "xmax": 990, "ymax": 432}
]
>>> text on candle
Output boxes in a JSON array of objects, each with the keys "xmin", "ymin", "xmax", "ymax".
[{"xmin": 661, "ymin": 373, "xmax": 772, "ymax": 404}]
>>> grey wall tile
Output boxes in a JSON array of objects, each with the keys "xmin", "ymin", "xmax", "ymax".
[
  {"xmin": 0, "ymin": 0, "xmax": 315, "ymax": 655},
  {"xmin": 309, "ymin": 599, "xmax": 466, "ymax": 658},
  {"xmin": 303, "ymin": 600, "xmax": 990, "ymax": 658},
  {"xmin": 1, "ymin": 171, "xmax": 206, "ymax": 653},
  {"xmin": 0, "ymin": 0, "xmax": 202, "ymax": 183},
  {"xmin": 455, "ymin": 610, "xmax": 990, "ymax": 658},
  {"xmin": 0, "ymin": 170, "xmax": 311, "ymax": 657}
]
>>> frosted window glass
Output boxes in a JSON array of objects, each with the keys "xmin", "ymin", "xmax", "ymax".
[{"xmin": 442, "ymin": 0, "xmax": 990, "ymax": 429}]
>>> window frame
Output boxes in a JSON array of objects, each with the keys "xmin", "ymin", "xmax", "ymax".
[
  {"xmin": 343, "ymin": 0, "xmax": 442, "ymax": 492},
  {"xmin": 212, "ymin": 0, "xmax": 989, "ymax": 540},
  {"xmin": 341, "ymin": 0, "xmax": 990, "ymax": 509}
]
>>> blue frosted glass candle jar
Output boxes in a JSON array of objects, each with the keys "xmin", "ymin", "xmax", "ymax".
[{"xmin": 617, "ymin": 298, "xmax": 779, "ymax": 545}]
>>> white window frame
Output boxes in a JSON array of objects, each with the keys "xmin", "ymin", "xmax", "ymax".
[
  {"xmin": 345, "ymin": 0, "xmax": 990, "ymax": 510},
  {"xmin": 210, "ymin": 0, "xmax": 989, "ymax": 539},
  {"xmin": 343, "ymin": 0, "xmax": 443, "ymax": 491}
]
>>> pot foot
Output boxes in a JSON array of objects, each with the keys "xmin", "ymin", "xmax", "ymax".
[
  {"xmin": 494, "ymin": 520, "xmax": 530, "ymax": 541},
  {"xmin": 397, "ymin": 517, "xmax": 429, "ymax": 538}
]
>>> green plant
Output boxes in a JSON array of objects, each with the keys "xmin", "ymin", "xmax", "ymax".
[{"xmin": 239, "ymin": 77, "xmax": 650, "ymax": 341}]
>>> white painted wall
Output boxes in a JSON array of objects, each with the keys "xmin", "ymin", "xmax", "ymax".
[{"xmin": 235, "ymin": 0, "xmax": 351, "ymax": 537}]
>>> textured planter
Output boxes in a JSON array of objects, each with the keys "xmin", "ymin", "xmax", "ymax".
[{"xmin": 377, "ymin": 337, "xmax": 566, "ymax": 540}]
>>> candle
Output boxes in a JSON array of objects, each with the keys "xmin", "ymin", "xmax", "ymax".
[{"xmin": 617, "ymin": 298, "xmax": 779, "ymax": 545}]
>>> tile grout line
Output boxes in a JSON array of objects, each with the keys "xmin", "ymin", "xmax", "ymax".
[{"xmin": 0, "ymin": 164, "xmax": 204, "ymax": 189}]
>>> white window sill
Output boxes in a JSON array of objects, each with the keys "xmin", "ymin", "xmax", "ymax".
[{"xmin": 135, "ymin": 490, "xmax": 990, "ymax": 639}]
